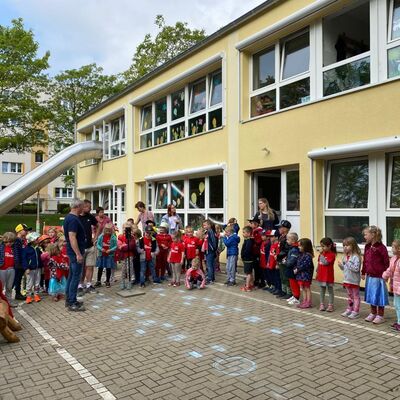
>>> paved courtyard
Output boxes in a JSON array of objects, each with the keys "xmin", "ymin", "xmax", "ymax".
[{"xmin": 1, "ymin": 272, "xmax": 400, "ymax": 400}]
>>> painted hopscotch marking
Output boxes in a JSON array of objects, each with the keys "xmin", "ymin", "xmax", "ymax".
[
  {"xmin": 211, "ymin": 345, "xmax": 226, "ymax": 352},
  {"xmin": 162, "ymin": 323, "xmax": 174, "ymax": 328},
  {"xmin": 111, "ymin": 316, "xmax": 121, "ymax": 321},
  {"xmin": 115, "ymin": 301, "xmax": 124, "ymax": 305},
  {"xmin": 168, "ymin": 334, "xmax": 187, "ymax": 342},
  {"xmin": 159, "ymin": 293, "xmax": 166, "ymax": 297},
  {"xmin": 293, "ymin": 323, "xmax": 305, "ymax": 328},
  {"xmin": 135, "ymin": 329, "xmax": 146, "ymax": 335},
  {"xmin": 270, "ymin": 328, "xmax": 283, "ymax": 335},
  {"xmin": 115, "ymin": 308, "xmax": 131, "ymax": 314},
  {"xmin": 18, "ymin": 309, "xmax": 116, "ymax": 400},
  {"xmin": 152, "ymin": 288, "xmax": 165, "ymax": 292},
  {"xmin": 182, "ymin": 295, "xmax": 196, "ymax": 300},
  {"xmin": 213, "ymin": 356, "xmax": 256, "ymax": 377},
  {"xmin": 92, "ymin": 305, "xmax": 100, "ymax": 309},
  {"xmin": 305, "ymin": 332, "xmax": 349, "ymax": 347},
  {"xmin": 188, "ymin": 351, "xmax": 203, "ymax": 358},
  {"xmin": 136, "ymin": 311, "xmax": 146, "ymax": 316},
  {"xmin": 243, "ymin": 316, "xmax": 263, "ymax": 323},
  {"xmin": 183, "ymin": 302, "xmax": 192, "ymax": 306},
  {"xmin": 140, "ymin": 320, "xmax": 156, "ymax": 326},
  {"xmin": 232, "ymin": 307, "xmax": 243, "ymax": 312},
  {"xmin": 211, "ymin": 285, "xmax": 400, "ymax": 339},
  {"xmin": 210, "ymin": 312, "xmax": 223, "ymax": 317}
]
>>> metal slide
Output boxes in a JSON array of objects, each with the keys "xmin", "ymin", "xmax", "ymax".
[{"xmin": 0, "ymin": 141, "xmax": 102, "ymax": 215}]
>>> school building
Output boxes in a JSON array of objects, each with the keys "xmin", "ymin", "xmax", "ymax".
[{"xmin": 76, "ymin": 0, "xmax": 400, "ymax": 260}]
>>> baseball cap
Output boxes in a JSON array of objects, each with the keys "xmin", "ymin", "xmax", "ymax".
[
  {"xmin": 277, "ymin": 220, "xmax": 291, "ymax": 229},
  {"xmin": 15, "ymin": 223, "xmax": 32, "ymax": 233},
  {"xmin": 26, "ymin": 232, "xmax": 40, "ymax": 243},
  {"xmin": 145, "ymin": 226, "xmax": 154, "ymax": 233},
  {"xmin": 247, "ymin": 217, "xmax": 260, "ymax": 224}
]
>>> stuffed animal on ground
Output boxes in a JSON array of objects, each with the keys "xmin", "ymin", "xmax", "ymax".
[{"xmin": 0, "ymin": 281, "xmax": 22, "ymax": 343}]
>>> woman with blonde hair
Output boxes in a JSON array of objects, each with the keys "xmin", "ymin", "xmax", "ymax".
[{"xmin": 253, "ymin": 198, "xmax": 279, "ymax": 230}]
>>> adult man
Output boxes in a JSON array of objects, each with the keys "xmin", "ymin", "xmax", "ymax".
[
  {"xmin": 13, "ymin": 224, "xmax": 31, "ymax": 301},
  {"xmin": 64, "ymin": 199, "xmax": 86, "ymax": 312},
  {"xmin": 79, "ymin": 199, "xmax": 99, "ymax": 293}
]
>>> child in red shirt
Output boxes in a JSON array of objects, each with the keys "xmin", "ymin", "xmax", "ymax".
[
  {"xmin": 47, "ymin": 243, "xmax": 68, "ymax": 301},
  {"xmin": 196, "ymin": 229, "xmax": 205, "ymax": 272},
  {"xmin": 316, "ymin": 237, "xmax": 337, "ymax": 312},
  {"xmin": 185, "ymin": 257, "xmax": 205, "ymax": 289},
  {"xmin": 267, "ymin": 231, "xmax": 280, "ymax": 294},
  {"xmin": 183, "ymin": 226, "xmax": 199, "ymax": 271},
  {"xmin": 156, "ymin": 222, "xmax": 172, "ymax": 281},
  {"xmin": 0, "ymin": 232, "xmax": 17, "ymax": 304},
  {"xmin": 168, "ymin": 231, "xmax": 185, "ymax": 287}
]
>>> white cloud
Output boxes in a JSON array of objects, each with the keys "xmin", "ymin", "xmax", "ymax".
[{"xmin": 3, "ymin": 0, "xmax": 265, "ymax": 75}]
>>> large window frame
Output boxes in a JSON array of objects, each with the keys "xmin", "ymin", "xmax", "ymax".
[
  {"xmin": 139, "ymin": 69, "xmax": 223, "ymax": 150},
  {"xmin": 54, "ymin": 187, "xmax": 73, "ymax": 199},
  {"xmin": 250, "ymin": 28, "xmax": 311, "ymax": 118},
  {"xmin": 149, "ymin": 173, "xmax": 225, "ymax": 229},
  {"xmin": 249, "ymin": 0, "xmax": 400, "ymax": 120},
  {"xmin": 2, "ymin": 162, "xmax": 23, "ymax": 174}
]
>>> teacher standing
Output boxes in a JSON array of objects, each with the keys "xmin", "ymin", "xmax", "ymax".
[
  {"xmin": 253, "ymin": 198, "xmax": 279, "ymax": 230},
  {"xmin": 161, "ymin": 204, "xmax": 183, "ymax": 234}
]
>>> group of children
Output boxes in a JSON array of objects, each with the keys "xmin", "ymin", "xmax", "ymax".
[{"xmin": 1, "ymin": 216, "xmax": 400, "ymax": 332}]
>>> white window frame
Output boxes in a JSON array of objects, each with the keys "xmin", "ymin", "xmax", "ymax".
[
  {"xmin": 54, "ymin": 187, "xmax": 74, "ymax": 199},
  {"xmin": 84, "ymin": 124, "xmax": 103, "ymax": 165},
  {"xmin": 249, "ymin": 28, "xmax": 311, "ymax": 118},
  {"xmin": 386, "ymin": 152, "xmax": 400, "ymax": 210},
  {"xmin": 151, "ymin": 174, "xmax": 225, "ymax": 228},
  {"xmin": 2, "ymin": 162, "xmax": 23, "ymax": 174},
  {"xmin": 386, "ymin": 0, "xmax": 400, "ymax": 80},
  {"xmin": 139, "ymin": 69, "xmax": 223, "ymax": 150},
  {"xmin": 109, "ymin": 116, "xmax": 126, "ymax": 159}
]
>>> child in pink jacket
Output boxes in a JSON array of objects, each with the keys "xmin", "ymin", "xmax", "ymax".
[
  {"xmin": 382, "ymin": 240, "xmax": 400, "ymax": 331},
  {"xmin": 185, "ymin": 257, "xmax": 205, "ymax": 290}
]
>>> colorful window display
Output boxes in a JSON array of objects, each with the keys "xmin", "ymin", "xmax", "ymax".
[
  {"xmin": 171, "ymin": 89, "xmax": 185, "ymax": 120},
  {"xmin": 170, "ymin": 122, "xmax": 185, "ymax": 141},
  {"xmin": 189, "ymin": 115, "xmax": 206, "ymax": 136}
]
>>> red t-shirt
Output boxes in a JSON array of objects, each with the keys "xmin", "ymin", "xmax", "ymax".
[
  {"xmin": 169, "ymin": 242, "xmax": 185, "ymax": 263},
  {"xmin": 316, "ymin": 250, "xmax": 336, "ymax": 284},
  {"xmin": 183, "ymin": 236, "xmax": 198, "ymax": 260},
  {"xmin": 1, "ymin": 245, "xmax": 14, "ymax": 270},
  {"xmin": 102, "ymin": 235, "xmax": 111, "ymax": 256},
  {"xmin": 252, "ymin": 227, "xmax": 263, "ymax": 255},
  {"xmin": 143, "ymin": 236, "xmax": 153, "ymax": 261},
  {"xmin": 268, "ymin": 241, "xmax": 280, "ymax": 269},
  {"xmin": 156, "ymin": 233, "xmax": 172, "ymax": 252}
]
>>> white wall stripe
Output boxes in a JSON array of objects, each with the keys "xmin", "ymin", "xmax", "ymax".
[{"xmin": 18, "ymin": 309, "xmax": 116, "ymax": 400}]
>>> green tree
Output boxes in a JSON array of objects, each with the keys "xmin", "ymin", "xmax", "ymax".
[
  {"xmin": 124, "ymin": 15, "xmax": 206, "ymax": 83},
  {"xmin": 48, "ymin": 63, "xmax": 123, "ymax": 150},
  {"xmin": 0, "ymin": 18, "xmax": 50, "ymax": 153}
]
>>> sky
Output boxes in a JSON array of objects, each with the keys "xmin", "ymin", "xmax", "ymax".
[{"xmin": 0, "ymin": 0, "xmax": 266, "ymax": 76}]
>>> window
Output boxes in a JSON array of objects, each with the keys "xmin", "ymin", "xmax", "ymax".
[
  {"xmin": 388, "ymin": 0, "xmax": 400, "ymax": 78},
  {"xmin": 109, "ymin": 116, "xmax": 125, "ymax": 158},
  {"xmin": 35, "ymin": 152, "xmax": 44, "ymax": 163},
  {"xmin": 322, "ymin": 1, "xmax": 370, "ymax": 96},
  {"xmin": 54, "ymin": 187, "xmax": 73, "ymax": 198},
  {"xmin": 2, "ymin": 162, "xmax": 22, "ymax": 174},
  {"xmin": 139, "ymin": 69, "xmax": 223, "ymax": 149},
  {"xmin": 286, "ymin": 170, "xmax": 300, "ymax": 211},
  {"xmin": 250, "ymin": 29, "xmax": 310, "ymax": 118},
  {"xmin": 325, "ymin": 158, "xmax": 369, "ymax": 244},
  {"xmin": 151, "ymin": 174, "xmax": 225, "ymax": 229}
]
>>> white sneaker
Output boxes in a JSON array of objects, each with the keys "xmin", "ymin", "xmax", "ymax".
[
  {"xmin": 286, "ymin": 296, "xmax": 295, "ymax": 302},
  {"xmin": 341, "ymin": 310, "xmax": 352, "ymax": 317},
  {"xmin": 348, "ymin": 312, "xmax": 360, "ymax": 319},
  {"xmin": 288, "ymin": 298, "xmax": 300, "ymax": 305}
]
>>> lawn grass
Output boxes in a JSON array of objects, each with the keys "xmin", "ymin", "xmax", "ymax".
[{"xmin": 0, "ymin": 214, "xmax": 66, "ymax": 234}]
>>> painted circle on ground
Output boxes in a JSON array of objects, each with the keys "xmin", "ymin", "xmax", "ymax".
[
  {"xmin": 306, "ymin": 332, "xmax": 349, "ymax": 347},
  {"xmin": 213, "ymin": 356, "xmax": 256, "ymax": 376}
]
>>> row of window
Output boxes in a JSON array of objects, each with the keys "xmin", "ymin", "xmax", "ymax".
[
  {"xmin": 251, "ymin": 0, "xmax": 400, "ymax": 117},
  {"xmin": 140, "ymin": 70, "xmax": 223, "ymax": 149},
  {"xmin": 2, "ymin": 162, "xmax": 23, "ymax": 174},
  {"xmin": 54, "ymin": 187, "xmax": 74, "ymax": 199},
  {"xmin": 325, "ymin": 152, "xmax": 400, "ymax": 245}
]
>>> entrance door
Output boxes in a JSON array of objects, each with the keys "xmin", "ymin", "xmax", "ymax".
[{"xmin": 253, "ymin": 168, "xmax": 300, "ymax": 235}]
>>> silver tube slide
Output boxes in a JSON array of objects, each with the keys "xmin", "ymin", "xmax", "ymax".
[{"xmin": 0, "ymin": 141, "xmax": 103, "ymax": 215}]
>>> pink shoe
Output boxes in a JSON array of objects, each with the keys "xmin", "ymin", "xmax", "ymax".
[
  {"xmin": 365, "ymin": 313, "xmax": 376, "ymax": 322},
  {"xmin": 326, "ymin": 304, "xmax": 334, "ymax": 312},
  {"xmin": 298, "ymin": 301, "xmax": 310, "ymax": 309},
  {"xmin": 319, "ymin": 303, "xmax": 326, "ymax": 311},
  {"xmin": 372, "ymin": 315, "xmax": 385, "ymax": 324}
]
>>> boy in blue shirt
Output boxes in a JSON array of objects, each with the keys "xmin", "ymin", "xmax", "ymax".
[{"xmin": 223, "ymin": 225, "xmax": 240, "ymax": 286}]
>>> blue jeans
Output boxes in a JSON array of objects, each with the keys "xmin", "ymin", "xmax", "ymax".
[
  {"xmin": 66, "ymin": 253, "xmax": 83, "ymax": 305},
  {"xmin": 395, "ymin": 294, "xmax": 400, "ymax": 323},
  {"xmin": 226, "ymin": 255, "xmax": 238, "ymax": 283},
  {"xmin": 206, "ymin": 251, "xmax": 216, "ymax": 282},
  {"xmin": 140, "ymin": 259, "xmax": 159, "ymax": 284}
]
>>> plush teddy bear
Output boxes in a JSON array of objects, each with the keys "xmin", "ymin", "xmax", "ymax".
[{"xmin": 0, "ymin": 280, "xmax": 22, "ymax": 343}]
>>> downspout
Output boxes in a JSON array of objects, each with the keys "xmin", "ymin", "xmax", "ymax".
[{"xmin": 310, "ymin": 158, "xmax": 315, "ymax": 246}]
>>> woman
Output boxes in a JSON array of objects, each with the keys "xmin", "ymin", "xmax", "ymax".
[
  {"xmin": 161, "ymin": 204, "xmax": 183, "ymax": 234},
  {"xmin": 253, "ymin": 198, "xmax": 279, "ymax": 230},
  {"xmin": 96, "ymin": 207, "xmax": 112, "ymax": 234},
  {"xmin": 134, "ymin": 201, "xmax": 154, "ymax": 230}
]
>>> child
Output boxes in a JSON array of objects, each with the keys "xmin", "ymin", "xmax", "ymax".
[
  {"xmin": 38, "ymin": 235, "xmax": 51, "ymax": 293},
  {"xmin": 118, "ymin": 223, "xmax": 137, "ymax": 290},
  {"xmin": 338, "ymin": 237, "xmax": 362, "ymax": 319},
  {"xmin": 223, "ymin": 225, "xmax": 240, "ymax": 286},
  {"xmin": 316, "ymin": 237, "xmax": 336, "ymax": 312},
  {"xmin": 382, "ymin": 240, "xmax": 400, "ymax": 331},
  {"xmin": 0, "ymin": 232, "xmax": 18, "ymax": 305},
  {"xmin": 203, "ymin": 220, "xmax": 218, "ymax": 284},
  {"xmin": 47, "ymin": 228, "xmax": 59, "ymax": 243},
  {"xmin": 248, "ymin": 217, "xmax": 264, "ymax": 288},
  {"xmin": 276, "ymin": 220, "xmax": 292, "ymax": 299},
  {"xmin": 47, "ymin": 243, "xmax": 68, "ymax": 301},
  {"xmin": 223, "ymin": 217, "xmax": 240, "ymax": 234},
  {"xmin": 183, "ymin": 226, "xmax": 199, "ymax": 271},
  {"xmin": 95, "ymin": 223, "xmax": 117, "ymax": 288},
  {"xmin": 168, "ymin": 231, "xmax": 185, "ymax": 286},
  {"xmin": 284, "ymin": 232, "xmax": 300, "ymax": 305},
  {"xmin": 137, "ymin": 226, "xmax": 160, "ymax": 287},
  {"xmin": 362, "ymin": 226, "xmax": 389, "ymax": 324},
  {"xmin": 214, "ymin": 224, "xmax": 225, "ymax": 273},
  {"xmin": 195, "ymin": 228, "xmax": 205, "ymax": 272},
  {"xmin": 156, "ymin": 222, "xmax": 172, "ymax": 281},
  {"xmin": 185, "ymin": 257, "xmax": 205, "ymax": 289},
  {"xmin": 294, "ymin": 238, "xmax": 314, "ymax": 309},
  {"xmin": 22, "ymin": 232, "xmax": 42, "ymax": 304},
  {"xmin": 267, "ymin": 231, "xmax": 281, "ymax": 294},
  {"xmin": 240, "ymin": 226, "xmax": 255, "ymax": 292}
]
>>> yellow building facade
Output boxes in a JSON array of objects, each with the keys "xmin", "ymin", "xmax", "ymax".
[{"xmin": 76, "ymin": 0, "xmax": 400, "ymax": 278}]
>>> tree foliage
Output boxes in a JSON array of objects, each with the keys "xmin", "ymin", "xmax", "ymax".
[
  {"xmin": 0, "ymin": 18, "xmax": 50, "ymax": 153},
  {"xmin": 48, "ymin": 64, "xmax": 123, "ymax": 150},
  {"xmin": 124, "ymin": 15, "xmax": 206, "ymax": 83}
]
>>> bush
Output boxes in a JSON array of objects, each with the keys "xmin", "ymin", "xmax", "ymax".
[
  {"xmin": 57, "ymin": 204, "xmax": 70, "ymax": 214},
  {"xmin": 8, "ymin": 203, "xmax": 37, "ymax": 214}
]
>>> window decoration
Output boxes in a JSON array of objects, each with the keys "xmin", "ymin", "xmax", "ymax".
[{"xmin": 171, "ymin": 89, "xmax": 185, "ymax": 120}]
